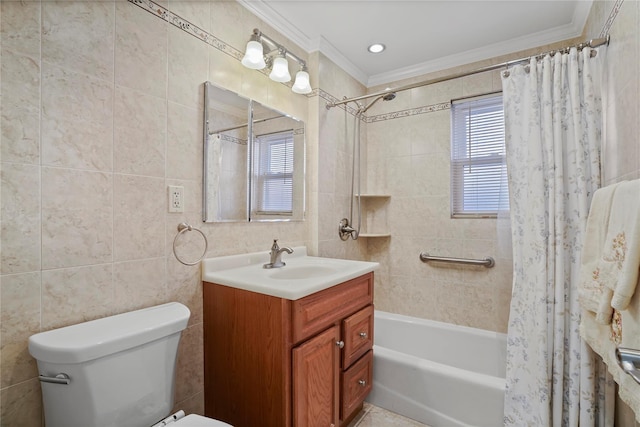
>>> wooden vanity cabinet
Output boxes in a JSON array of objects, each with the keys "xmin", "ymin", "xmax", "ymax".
[{"xmin": 203, "ymin": 272, "xmax": 374, "ymax": 427}]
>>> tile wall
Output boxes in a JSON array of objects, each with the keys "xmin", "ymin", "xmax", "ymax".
[{"xmin": 0, "ymin": 1, "xmax": 313, "ymax": 424}]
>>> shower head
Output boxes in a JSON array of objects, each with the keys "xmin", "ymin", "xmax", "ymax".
[{"xmin": 360, "ymin": 92, "xmax": 396, "ymax": 114}]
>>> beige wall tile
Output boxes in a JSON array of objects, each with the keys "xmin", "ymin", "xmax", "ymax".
[
  {"xmin": 208, "ymin": 47, "xmax": 243, "ymax": 93},
  {"xmin": 1, "ymin": 164, "xmax": 40, "ymax": 274},
  {"xmin": 115, "ymin": 2, "xmax": 168, "ymax": 98},
  {"xmin": 0, "ymin": 273, "xmax": 40, "ymax": 388},
  {"xmin": 41, "ymin": 264, "xmax": 114, "ymax": 331},
  {"xmin": 41, "ymin": 168, "xmax": 113, "ymax": 269},
  {"xmin": 0, "ymin": 378, "xmax": 42, "ymax": 427},
  {"xmin": 114, "ymin": 258, "xmax": 167, "ymax": 312},
  {"xmin": 166, "ymin": 257, "xmax": 203, "ymax": 327},
  {"xmin": 41, "ymin": 63, "xmax": 114, "ymax": 171},
  {"xmin": 42, "ymin": 1, "xmax": 115, "ymax": 82},
  {"xmin": 114, "ymin": 87, "xmax": 166, "ymax": 177},
  {"xmin": 167, "ymin": 102, "xmax": 203, "ymax": 181},
  {"xmin": 1, "ymin": 49, "xmax": 40, "ymax": 165},
  {"xmin": 168, "ymin": 26, "xmax": 209, "ymax": 109},
  {"xmin": 113, "ymin": 175, "xmax": 165, "ymax": 261},
  {"xmin": 174, "ymin": 323, "xmax": 204, "ymax": 403},
  {"xmin": 1, "ymin": 1, "xmax": 40, "ymax": 58}
]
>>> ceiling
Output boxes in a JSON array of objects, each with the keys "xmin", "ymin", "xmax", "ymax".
[{"xmin": 239, "ymin": 0, "xmax": 593, "ymax": 87}]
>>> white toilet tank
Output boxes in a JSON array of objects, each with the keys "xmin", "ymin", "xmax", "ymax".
[{"xmin": 29, "ymin": 302, "xmax": 191, "ymax": 427}]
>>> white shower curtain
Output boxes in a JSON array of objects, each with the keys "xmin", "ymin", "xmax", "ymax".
[{"xmin": 501, "ymin": 47, "xmax": 614, "ymax": 426}]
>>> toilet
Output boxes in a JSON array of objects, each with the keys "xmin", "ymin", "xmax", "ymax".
[{"xmin": 28, "ymin": 302, "xmax": 231, "ymax": 427}]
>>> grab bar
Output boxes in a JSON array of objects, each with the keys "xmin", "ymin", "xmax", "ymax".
[{"xmin": 419, "ymin": 252, "xmax": 495, "ymax": 268}]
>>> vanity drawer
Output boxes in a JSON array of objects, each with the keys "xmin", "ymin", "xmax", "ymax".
[
  {"xmin": 342, "ymin": 305, "xmax": 374, "ymax": 368},
  {"xmin": 341, "ymin": 350, "xmax": 373, "ymax": 422},
  {"xmin": 292, "ymin": 273, "xmax": 373, "ymax": 343}
]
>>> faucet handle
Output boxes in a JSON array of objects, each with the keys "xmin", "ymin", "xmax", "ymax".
[{"xmin": 271, "ymin": 239, "xmax": 280, "ymax": 250}]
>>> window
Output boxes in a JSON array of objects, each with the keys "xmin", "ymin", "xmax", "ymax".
[
  {"xmin": 253, "ymin": 130, "xmax": 294, "ymax": 215},
  {"xmin": 451, "ymin": 93, "xmax": 508, "ymax": 217}
]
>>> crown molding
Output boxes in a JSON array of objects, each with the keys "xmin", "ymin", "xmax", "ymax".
[
  {"xmin": 367, "ymin": 19, "xmax": 588, "ymax": 87},
  {"xmin": 237, "ymin": 0, "xmax": 315, "ymax": 52},
  {"xmin": 237, "ymin": 0, "xmax": 593, "ymax": 89}
]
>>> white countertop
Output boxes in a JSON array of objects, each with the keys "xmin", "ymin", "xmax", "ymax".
[{"xmin": 201, "ymin": 247, "xmax": 379, "ymax": 300}]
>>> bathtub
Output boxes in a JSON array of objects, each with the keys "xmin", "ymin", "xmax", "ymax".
[{"xmin": 367, "ymin": 311, "xmax": 507, "ymax": 427}]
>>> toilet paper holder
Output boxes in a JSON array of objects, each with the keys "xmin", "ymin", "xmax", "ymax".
[{"xmin": 616, "ymin": 347, "xmax": 640, "ymax": 385}]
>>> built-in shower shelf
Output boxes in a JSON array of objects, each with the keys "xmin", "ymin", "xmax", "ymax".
[
  {"xmin": 356, "ymin": 194, "xmax": 391, "ymax": 199},
  {"xmin": 356, "ymin": 194, "xmax": 391, "ymax": 238}
]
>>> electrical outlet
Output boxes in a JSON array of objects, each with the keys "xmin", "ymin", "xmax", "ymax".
[{"xmin": 168, "ymin": 185, "xmax": 184, "ymax": 213}]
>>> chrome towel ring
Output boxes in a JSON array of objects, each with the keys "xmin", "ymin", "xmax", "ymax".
[{"xmin": 173, "ymin": 223, "xmax": 208, "ymax": 266}]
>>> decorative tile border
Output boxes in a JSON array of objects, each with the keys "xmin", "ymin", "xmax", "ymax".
[
  {"xmin": 129, "ymin": 0, "xmax": 243, "ymax": 62},
  {"xmin": 318, "ymin": 88, "xmax": 448, "ymax": 123},
  {"xmin": 218, "ymin": 134, "xmax": 247, "ymax": 145},
  {"xmin": 365, "ymin": 102, "xmax": 451, "ymax": 123},
  {"xmin": 318, "ymin": 89, "xmax": 361, "ymax": 117},
  {"xmin": 216, "ymin": 127, "xmax": 303, "ymax": 146},
  {"xmin": 128, "ymin": 0, "xmax": 449, "ymax": 123},
  {"xmin": 128, "ymin": 0, "xmax": 294, "ymax": 88},
  {"xmin": 600, "ymin": 0, "xmax": 624, "ymax": 38}
]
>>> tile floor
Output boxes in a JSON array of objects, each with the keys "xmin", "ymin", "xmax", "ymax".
[{"xmin": 347, "ymin": 403, "xmax": 430, "ymax": 427}]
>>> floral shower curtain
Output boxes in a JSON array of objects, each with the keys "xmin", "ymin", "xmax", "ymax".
[{"xmin": 501, "ymin": 47, "xmax": 614, "ymax": 426}]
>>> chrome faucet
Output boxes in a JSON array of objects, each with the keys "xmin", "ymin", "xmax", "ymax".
[{"xmin": 263, "ymin": 239, "xmax": 293, "ymax": 269}]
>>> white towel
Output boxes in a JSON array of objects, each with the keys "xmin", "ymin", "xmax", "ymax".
[
  {"xmin": 599, "ymin": 179, "xmax": 640, "ymax": 311},
  {"xmin": 578, "ymin": 182, "xmax": 622, "ymax": 323}
]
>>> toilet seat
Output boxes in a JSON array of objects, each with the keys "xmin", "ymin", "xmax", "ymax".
[{"xmin": 172, "ymin": 414, "xmax": 233, "ymax": 427}]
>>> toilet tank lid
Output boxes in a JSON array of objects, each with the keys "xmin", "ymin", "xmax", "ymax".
[{"xmin": 29, "ymin": 302, "xmax": 191, "ymax": 364}]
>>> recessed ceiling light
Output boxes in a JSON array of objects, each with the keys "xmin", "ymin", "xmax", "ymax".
[{"xmin": 367, "ymin": 43, "xmax": 385, "ymax": 54}]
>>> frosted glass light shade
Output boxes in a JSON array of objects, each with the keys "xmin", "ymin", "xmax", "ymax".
[
  {"xmin": 292, "ymin": 70, "xmax": 312, "ymax": 94},
  {"xmin": 269, "ymin": 57, "xmax": 291, "ymax": 82},
  {"xmin": 241, "ymin": 41, "xmax": 266, "ymax": 69}
]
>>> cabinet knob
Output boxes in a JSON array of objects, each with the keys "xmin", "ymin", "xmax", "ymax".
[
  {"xmin": 335, "ymin": 340, "xmax": 345, "ymax": 349},
  {"xmin": 359, "ymin": 332, "xmax": 368, "ymax": 339},
  {"xmin": 358, "ymin": 379, "xmax": 367, "ymax": 387}
]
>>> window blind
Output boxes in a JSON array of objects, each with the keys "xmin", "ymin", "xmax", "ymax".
[
  {"xmin": 254, "ymin": 130, "xmax": 294, "ymax": 214},
  {"xmin": 451, "ymin": 94, "xmax": 508, "ymax": 217}
]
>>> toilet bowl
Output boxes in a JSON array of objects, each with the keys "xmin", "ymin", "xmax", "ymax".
[{"xmin": 29, "ymin": 303, "xmax": 232, "ymax": 427}]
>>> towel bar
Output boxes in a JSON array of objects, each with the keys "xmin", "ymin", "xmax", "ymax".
[{"xmin": 419, "ymin": 252, "xmax": 495, "ymax": 268}]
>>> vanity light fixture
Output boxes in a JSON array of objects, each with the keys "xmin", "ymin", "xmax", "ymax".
[
  {"xmin": 292, "ymin": 67, "xmax": 311, "ymax": 94},
  {"xmin": 241, "ymin": 28, "xmax": 312, "ymax": 94},
  {"xmin": 269, "ymin": 51, "xmax": 292, "ymax": 83},
  {"xmin": 367, "ymin": 43, "xmax": 386, "ymax": 54},
  {"xmin": 241, "ymin": 32, "xmax": 266, "ymax": 69}
]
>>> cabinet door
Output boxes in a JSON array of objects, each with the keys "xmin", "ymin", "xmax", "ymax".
[{"xmin": 293, "ymin": 325, "xmax": 340, "ymax": 427}]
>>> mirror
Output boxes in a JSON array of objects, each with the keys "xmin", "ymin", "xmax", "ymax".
[{"xmin": 203, "ymin": 82, "xmax": 305, "ymax": 223}]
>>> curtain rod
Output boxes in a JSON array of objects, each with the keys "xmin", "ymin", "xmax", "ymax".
[{"xmin": 326, "ymin": 35, "xmax": 610, "ymax": 109}]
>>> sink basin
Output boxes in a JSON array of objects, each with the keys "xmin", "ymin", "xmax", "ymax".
[
  {"xmin": 268, "ymin": 265, "xmax": 339, "ymax": 280},
  {"xmin": 201, "ymin": 247, "xmax": 379, "ymax": 300}
]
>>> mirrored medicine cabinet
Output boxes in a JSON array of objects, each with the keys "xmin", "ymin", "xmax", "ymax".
[{"xmin": 203, "ymin": 82, "xmax": 305, "ymax": 223}]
